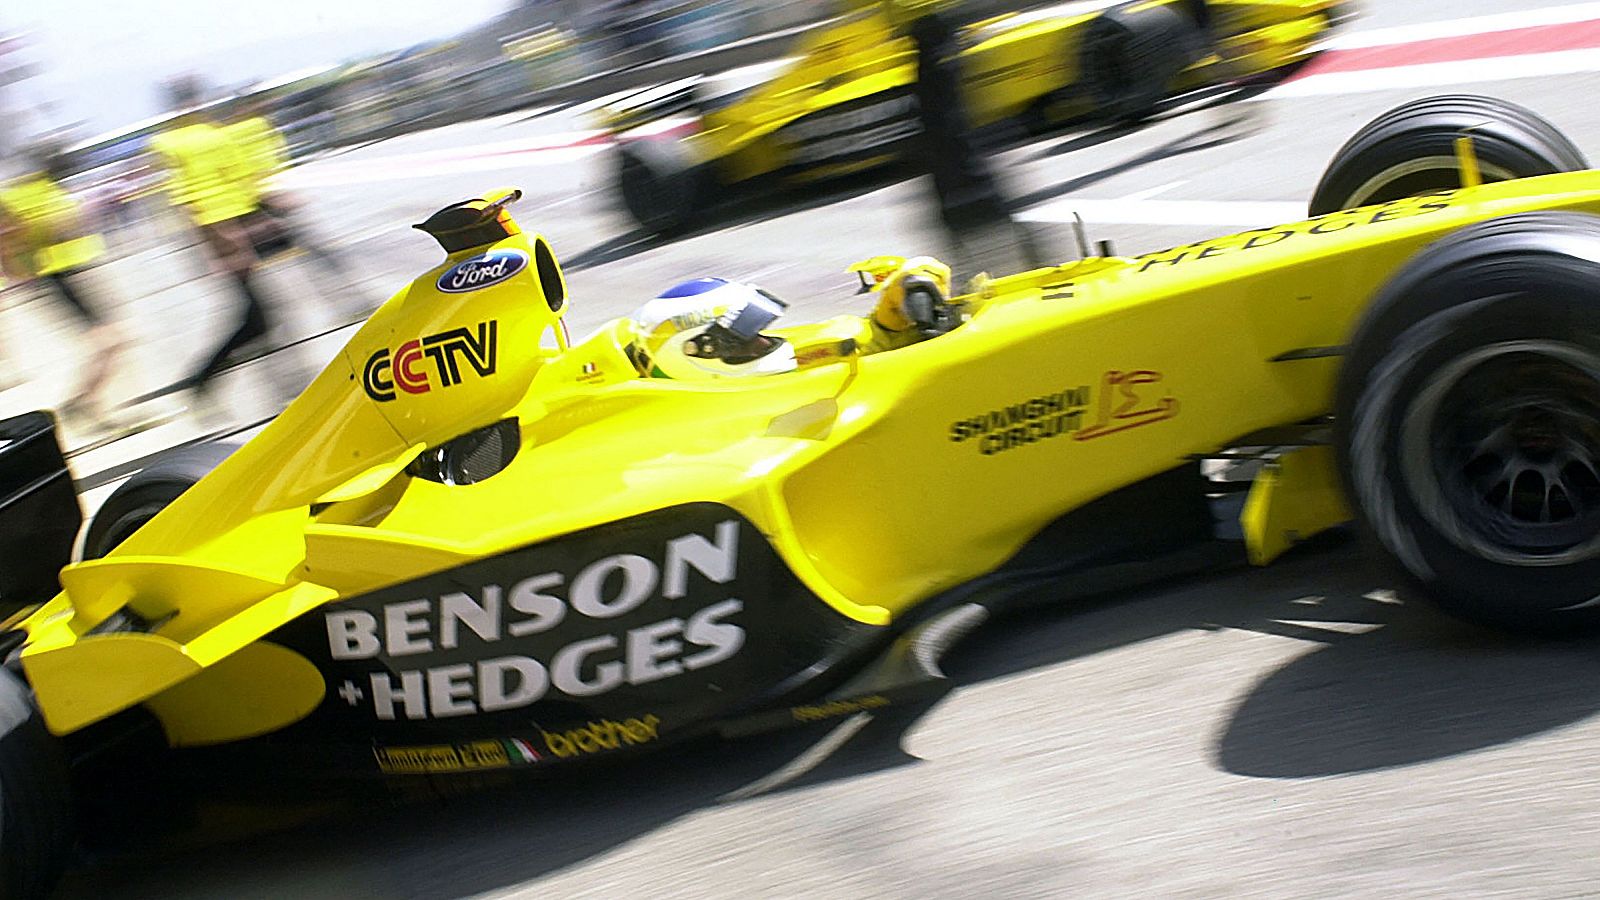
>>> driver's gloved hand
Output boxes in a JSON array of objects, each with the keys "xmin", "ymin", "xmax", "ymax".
[{"xmin": 871, "ymin": 256, "xmax": 955, "ymax": 338}]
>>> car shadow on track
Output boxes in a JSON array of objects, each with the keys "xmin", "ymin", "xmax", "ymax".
[
  {"xmin": 58, "ymin": 723, "xmax": 851, "ymax": 900},
  {"xmin": 63, "ymin": 535, "xmax": 1600, "ymax": 898},
  {"xmin": 939, "ymin": 534, "xmax": 1600, "ymax": 781}
]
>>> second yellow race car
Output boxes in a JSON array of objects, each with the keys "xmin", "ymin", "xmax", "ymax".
[
  {"xmin": 5, "ymin": 92, "xmax": 1600, "ymax": 897},
  {"xmin": 607, "ymin": 0, "xmax": 1354, "ymax": 233}
]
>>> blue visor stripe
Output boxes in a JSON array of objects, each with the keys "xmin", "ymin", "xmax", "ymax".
[{"xmin": 657, "ymin": 277, "xmax": 730, "ymax": 298}]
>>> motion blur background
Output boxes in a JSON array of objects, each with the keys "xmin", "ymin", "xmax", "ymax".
[
  {"xmin": 10, "ymin": 1, "xmax": 1600, "ymax": 895},
  {"xmin": 0, "ymin": 0, "xmax": 822, "ymax": 152}
]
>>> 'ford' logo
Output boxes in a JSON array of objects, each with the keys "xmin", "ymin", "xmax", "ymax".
[{"xmin": 437, "ymin": 249, "xmax": 529, "ymax": 294}]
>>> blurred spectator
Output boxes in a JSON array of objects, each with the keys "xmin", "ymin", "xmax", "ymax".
[
  {"xmin": 227, "ymin": 97, "xmax": 371, "ymax": 321},
  {"xmin": 147, "ymin": 78, "xmax": 280, "ymax": 398},
  {"xmin": 0, "ymin": 143, "xmax": 132, "ymax": 422}
]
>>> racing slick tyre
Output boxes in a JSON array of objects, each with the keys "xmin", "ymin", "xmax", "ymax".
[
  {"xmin": 615, "ymin": 140, "xmax": 713, "ymax": 237},
  {"xmin": 1335, "ymin": 212, "xmax": 1600, "ymax": 634},
  {"xmin": 1080, "ymin": 3, "xmax": 1202, "ymax": 123},
  {"xmin": 1309, "ymin": 95, "xmax": 1587, "ymax": 215},
  {"xmin": 0, "ymin": 667, "xmax": 72, "ymax": 900},
  {"xmin": 83, "ymin": 441, "xmax": 237, "ymax": 559}
]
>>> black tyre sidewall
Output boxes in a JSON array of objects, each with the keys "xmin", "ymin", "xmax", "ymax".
[
  {"xmin": 84, "ymin": 488, "xmax": 190, "ymax": 560},
  {"xmin": 1080, "ymin": 5, "xmax": 1199, "ymax": 123},
  {"xmin": 1310, "ymin": 95, "xmax": 1588, "ymax": 215},
  {"xmin": 0, "ymin": 668, "xmax": 71, "ymax": 899},
  {"xmin": 83, "ymin": 442, "xmax": 237, "ymax": 559},
  {"xmin": 1338, "ymin": 224, "xmax": 1600, "ymax": 632}
]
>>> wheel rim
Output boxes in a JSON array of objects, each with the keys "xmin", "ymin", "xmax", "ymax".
[
  {"xmin": 1345, "ymin": 156, "xmax": 1519, "ymax": 208},
  {"xmin": 1401, "ymin": 340, "xmax": 1600, "ymax": 566}
]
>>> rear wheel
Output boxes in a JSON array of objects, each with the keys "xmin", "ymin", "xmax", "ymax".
[
  {"xmin": 1309, "ymin": 95, "xmax": 1586, "ymax": 215},
  {"xmin": 83, "ymin": 442, "xmax": 237, "ymax": 558},
  {"xmin": 1079, "ymin": 3, "xmax": 1203, "ymax": 123},
  {"xmin": 1336, "ymin": 212, "xmax": 1600, "ymax": 633},
  {"xmin": 0, "ymin": 668, "xmax": 72, "ymax": 899}
]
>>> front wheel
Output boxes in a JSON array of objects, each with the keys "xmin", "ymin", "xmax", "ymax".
[
  {"xmin": 1309, "ymin": 95, "xmax": 1587, "ymax": 215},
  {"xmin": 0, "ymin": 668, "xmax": 73, "ymax": 899},
  {"xmin": 1337, "ymin": 212, "xmax": 1600, "ymax": 633}
]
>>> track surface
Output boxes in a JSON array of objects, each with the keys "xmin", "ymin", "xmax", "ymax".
[{"xmin": 56, "ymin": 2, "xmax": 1600, "ymax": 896}]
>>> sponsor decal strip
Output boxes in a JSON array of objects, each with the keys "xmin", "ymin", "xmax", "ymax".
[
  {"xmin": 1020, "ymin": 190, "xmax": 1454, "ymax": 234},
  {"xmin": 363, "ymin": 320, "xmax": 498, "ymax": 402},
  {"xmin": 542, "ymin": 715, "xmax": 661, "ymax": 758},
  {"xmin": 946, "ymin": 369, "xmax": 1179, "ymax": 455},
  {"xmin": 1119, "ymin": 193, "xmax": 1457, "ymax": 270},
  {"xmin": 371, "ymin": 721, "xmax": 660, "ymax": 774},
  {"xmin": 1018, "ymin": 198, "xmax": 1306, "ymax": 228},
  {"xmin": 374, "ymin": 739, "xmax": 515, "ymax": 774},
  {"xmin": 437, "ymin": 248, "xmax": 529, "ymax": 294},
  {"xmin": 326, "ymin": 521, "xmax": 746, "ymax": 721},
  {"xmin": 791, "ymin": 695, "xmax": 889, "ymax": 723}
]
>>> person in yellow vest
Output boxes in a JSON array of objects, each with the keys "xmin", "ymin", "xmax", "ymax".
[
  {"xmin": 226, "ymin": 95, "xmax": 365, "ymax": 317},
  {"xmin": 0, "ymin": 145, "xmax": 129, "ymax": 416},
  {"xmin": 147, "ymin": 79, "xmax": 279, "ymax": 395},
  {"xmin": 227, "ymin": 101, "xmax": 291, "ymax": 191}
]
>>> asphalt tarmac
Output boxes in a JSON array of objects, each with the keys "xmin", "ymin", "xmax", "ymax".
[{"xmin": 47, "ymin": 1, "xmax": 1600, "ymax": 896}]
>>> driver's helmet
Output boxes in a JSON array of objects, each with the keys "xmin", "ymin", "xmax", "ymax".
[{"xmin": 627, "ymin": 277, "xmax": 797, "ymax": 379}]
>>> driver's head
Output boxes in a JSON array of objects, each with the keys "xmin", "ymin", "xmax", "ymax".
[{"xmin": 628, "ymin": 278, "xmax": 795, "ymax": 378}]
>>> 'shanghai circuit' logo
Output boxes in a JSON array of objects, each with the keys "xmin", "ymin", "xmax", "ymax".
[
  {"xmin": 363, "ymin": 320, "xmax": 498, "ymax": 402},
  {"xmin": 437, "ymin": 248, "xmax": 528, "ymax": 293}
]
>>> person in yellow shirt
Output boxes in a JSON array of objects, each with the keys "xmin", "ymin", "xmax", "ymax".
[
  {"xmin": 0, "ymin": 145, "xmax": 128, "ymax": 416},
  {"xmin": 147, "ymin": 79, "xmax": 278, "ymax": 394},
  {"xmin": 227, "ymin": 103, "xmax": 290, "ymax": 192},
  {"xmin": 226, "ymin": 96, "xmax": 365, "ymax": 317}
]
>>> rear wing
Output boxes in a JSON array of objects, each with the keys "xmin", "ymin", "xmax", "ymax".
[{"xmin": 0, "ymin": 412, "xmax": 81, "ymax": 619}]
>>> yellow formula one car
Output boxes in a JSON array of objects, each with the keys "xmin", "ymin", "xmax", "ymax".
[
  {"xmin": 609, "ymin": 0, "xmax": 1353, "ymax": 233},
  {"xmin": 2, "ymin": 93, "xmax": 1599, "ymax": 896}
]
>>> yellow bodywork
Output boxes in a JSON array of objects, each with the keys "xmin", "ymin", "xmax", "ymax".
[
  {"xmin": 1240, "ymin": 446, "xmax": 1351, "ymax": 566},
  {"xmin": 613, "ymin": 0, "xmax": 1345, "ymax": 184},
  {"xmin": 21, "ymin": 170, "xmax": 1600, "ymax": 743}
]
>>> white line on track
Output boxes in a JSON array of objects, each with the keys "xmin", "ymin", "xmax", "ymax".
[
  {"xmin": 1259, "ymin": 47, "xmax": 1600, "ymax": 100},
  {"xmin": 1327, "ymin": 2, "xmax": 1600, "ymax": 50},
  {"xmin": 1116, "ymin": 180, "xmax": 1187, "ymax": 202},
  {"xmin": 1017, "ymin": 197, "xmax": 1305, "ymax": 228}
]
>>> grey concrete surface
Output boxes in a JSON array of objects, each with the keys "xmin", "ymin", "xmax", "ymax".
[{"xmin": 29, "ymin": 0, "xmax": 1600, "ymax": 896}]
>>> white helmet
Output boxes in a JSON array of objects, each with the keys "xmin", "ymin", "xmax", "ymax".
[{"xmin": 628, "ymin": 277, "xmax": 797, "ymax": 379}]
